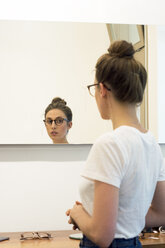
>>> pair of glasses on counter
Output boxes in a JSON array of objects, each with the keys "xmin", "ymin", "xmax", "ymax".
[
  {"xmin": 139, "ymin": 226, "xmax": 165, "ymax": 240},
  {"xmin": 20, "ymin": 232, "xmax": 52, "ymax": 240}
]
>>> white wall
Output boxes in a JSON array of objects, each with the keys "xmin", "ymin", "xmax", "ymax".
[
  {"xmin": 157, "ymin": 26, "xmax": 165, "ymax": 143},
  {"xmin": 147, "ymin": 25, "xmax": 165, "ymax": 142},
  {"xmin": 0, "ymin": 0, "xmax": 165, "ymax": 24},
  {"xmin": 0, "ymin": 161, "xmax": 83, "ymax": 232},
  {"xmin": 0, "ymin": 144, "xmax": 91, "ymax": 232},
  {"xmin": 147, "ymin": 25, "xmax": 158, "ymax": 139}
]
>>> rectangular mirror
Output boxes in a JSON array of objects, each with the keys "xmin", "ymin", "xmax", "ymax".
[{"xmin": 0, "ymin": 21, "xmax": 147, "ymax": 144}]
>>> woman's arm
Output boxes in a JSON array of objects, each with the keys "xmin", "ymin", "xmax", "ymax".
[
  {"xmin": 68, "ymin": 180, "xmax": 119, "ymax": 248},
  {"xmin": 145, "ymin": 181, "xmax": 165, "ymax": 227}
]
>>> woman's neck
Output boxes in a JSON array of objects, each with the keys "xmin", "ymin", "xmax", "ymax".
[
  {"xmin": 53, "ymin": 138, "xmax": 68, "ymax": 144},
  {"xmin": 111, "ymin": 104, "xmax": 147, "ymax": 133}
]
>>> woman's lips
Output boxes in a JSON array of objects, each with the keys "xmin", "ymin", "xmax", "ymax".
[{"xmin": 51, "ymin": 131, "xmax": 58, "ymax": 136}]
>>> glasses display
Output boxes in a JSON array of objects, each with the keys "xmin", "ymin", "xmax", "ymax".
[
  {"xmin": 139, "ymin": 226, "xmax": 165, "ymax": 240},
  {"xmin": 43, "ymin": 117, "xmax": 69, "ymax": 126},
  {"xmin": 139, "ymin": 231, "xmax": 159, "ymax": 240},
  {"xmin": 20, "ymin": 232, "xmax": 52, "ymax": 240}
]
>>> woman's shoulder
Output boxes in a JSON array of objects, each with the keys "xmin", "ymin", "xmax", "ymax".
[
  {"xmin": 95, "ymin": 126, "xmax": 137, "ymax": 143},
  {"xmin": 93, "ymin": 128, "xmax": 126, "ymax": 150},
  {"xmin": 94, "ymin": 125, "xmax": 156, "ymax": 150}
]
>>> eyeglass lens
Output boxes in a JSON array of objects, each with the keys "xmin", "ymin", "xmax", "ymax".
[
  {"xmin": 87, "ymin": 83, "xmax": 111, "ymax": 97},
  {"xmin": 87, "ymin": 84, "xmax": 99, "ymax": 97},
  {"xmin": 89, "ymin": 86, "xmax": 95, "ymax": 96}
]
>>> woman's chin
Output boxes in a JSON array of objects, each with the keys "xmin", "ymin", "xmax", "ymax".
[{"xmin": 100, "ymin": 113, "xmax": 111, "ymax": 120}]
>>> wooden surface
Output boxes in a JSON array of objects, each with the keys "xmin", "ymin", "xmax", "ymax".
[
  {"xmin": 140, "ymin": 233, "xmax": 165, "ymax": 248},
  {"xmin": 0, "ymin": 230, "xmax": 80, "ymax": 248},
  {"xmin": 0, "ymin": 230, "xmax": 165, "ymax": 248}
]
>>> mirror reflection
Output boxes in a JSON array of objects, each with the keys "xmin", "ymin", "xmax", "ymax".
[
  {"xmin": 108, "ymin": 24, "xmax": 140, "ymax": 45},
  {"xmin": 107, "ymin": 24, "xmax": 144, "ymax": 51},
  {"xmin": 0, "ymin": 20, "xmax": 145, "ymax": 144},
  {"xmin": 44, "ymin": 97, "xmax": 72, "ymax": 144}
]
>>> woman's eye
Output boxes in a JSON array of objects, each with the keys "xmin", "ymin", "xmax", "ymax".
[
  {"xmin": 47, "ymin": 120, "xmax": 52, "ymax": 125},
  {"xmin": 56, "ymin": 118, "xmax": 63, "ymax": 124}
]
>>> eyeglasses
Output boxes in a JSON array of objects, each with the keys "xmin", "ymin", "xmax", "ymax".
[
  {"xmin": 87, "ymin": 83, "xmax": 111, "ymax": 97},
  {"xmin": 20, "ymin": 232, "xmax": 52, "ymax": 240},
  {"xmin": 87, "ymin": 83, "xmax": 99, "ymax": 97},
  {"xmin": 139, "ymin": 231, "xmax": 159, "ymax": 240},
  {"xmin": 43, "ymin": 117, "xmax": 69, "ymax": 126}
]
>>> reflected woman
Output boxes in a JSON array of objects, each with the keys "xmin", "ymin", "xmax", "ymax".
[{"xmin": 44, "ymin": 97, "xmax": 72, "ymax": 144}]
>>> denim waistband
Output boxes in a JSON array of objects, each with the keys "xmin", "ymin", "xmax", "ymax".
[{"xmin": 80, "ymin": 235, "xmax": 142, "ymax": 248}]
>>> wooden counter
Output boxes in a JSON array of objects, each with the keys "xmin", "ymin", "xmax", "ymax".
[
  {"xmin": 0, "ymin": 230, "xmax": 80, "ymax": 248},
  {"xmin": 0, "ymin": 230, "xmax": 165, "ymax": 248},
  {"xmin": 140, "ymin": 232, "xmax": 165, "ymax": 248}
]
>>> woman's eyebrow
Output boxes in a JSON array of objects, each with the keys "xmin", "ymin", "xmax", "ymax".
[{"xmin": 46, "ymin": 116, "xmax": 64, "ymax": 120}]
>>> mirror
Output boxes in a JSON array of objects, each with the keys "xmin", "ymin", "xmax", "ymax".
[
  {"xmin": 0, "ymin": 20, "xmax": 145, "ymax": 144},
  {"xmin": 106, "ymin": 23, "xmax": 147, "ymax": 129},
  {"xmin": 106, "ymin": 24, "xmax": 144, "ymax": 50}
]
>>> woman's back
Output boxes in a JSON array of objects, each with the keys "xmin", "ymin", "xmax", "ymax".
[{"xmin": 81, "ymin": 126, "xmax": 164, "ymax": 238}]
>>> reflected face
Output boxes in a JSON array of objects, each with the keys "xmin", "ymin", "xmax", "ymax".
[{"xmin": 45, "ymin": 109, "xmax": 72, "ymax": 144}]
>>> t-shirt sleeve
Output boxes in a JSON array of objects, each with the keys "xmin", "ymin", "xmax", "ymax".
[
  {"xmin": 158, "ymin": 157, "xmax": 165, "ymax": 181},
  {"xmin": 81, "ymin": 134, "xmax": 127, "ymax": 188}
]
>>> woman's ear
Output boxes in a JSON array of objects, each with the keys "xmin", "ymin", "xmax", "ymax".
[
  {"xmin": 99, "ymin": 83, "xmax": 107, "ymax": 97},
  {"xmin": 67, "ymin": 121, "xmax": 72, "ymax": 130}
]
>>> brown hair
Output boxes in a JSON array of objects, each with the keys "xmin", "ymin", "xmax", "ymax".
[
  {"xmin": 45, "ymin": 97, "xmax": 72, "ymax": 121},
  {"xmin": 95, "ymin": 40, "xmax": 147, "ymax": 104}
]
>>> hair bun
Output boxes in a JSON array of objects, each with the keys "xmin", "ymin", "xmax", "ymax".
[
  {"xmin": 51, "ymin": 97, "xmax": 67, "ymax": 105},
  {"xmin": 108, "ymin": 40, "xmax": 135, "ymax": 58}
]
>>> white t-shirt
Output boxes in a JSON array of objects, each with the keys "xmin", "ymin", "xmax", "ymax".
[{"xmin": 79, "ymin": 126, "xmax": 165, "ymax": 239}]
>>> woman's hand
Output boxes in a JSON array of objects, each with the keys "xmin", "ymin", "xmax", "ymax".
[{"xmin": 66, "ymin": 201, "xmax": 82, "ymax": 230}]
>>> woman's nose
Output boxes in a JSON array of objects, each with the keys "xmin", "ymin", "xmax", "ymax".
[{"xmin": 51, "ymin": 121, "xmax": 56, "ymax": 128}]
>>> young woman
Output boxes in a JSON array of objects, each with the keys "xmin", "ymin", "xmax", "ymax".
[
  {"xmin": 66, "ymin": 40, "xmax": 165, "ymax": 248},
  {"xmin": 44, "ymin": 97, "xmax": 72, "ymax": 144}
]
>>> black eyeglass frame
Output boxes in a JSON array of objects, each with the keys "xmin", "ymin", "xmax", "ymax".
[
  {"xmin": 43, "ymin": 117, "xmax": 69, "ymax": 126},
  {"xmin": 87, "ymin": 83, "xmax": 111, "ymax": 96}
]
